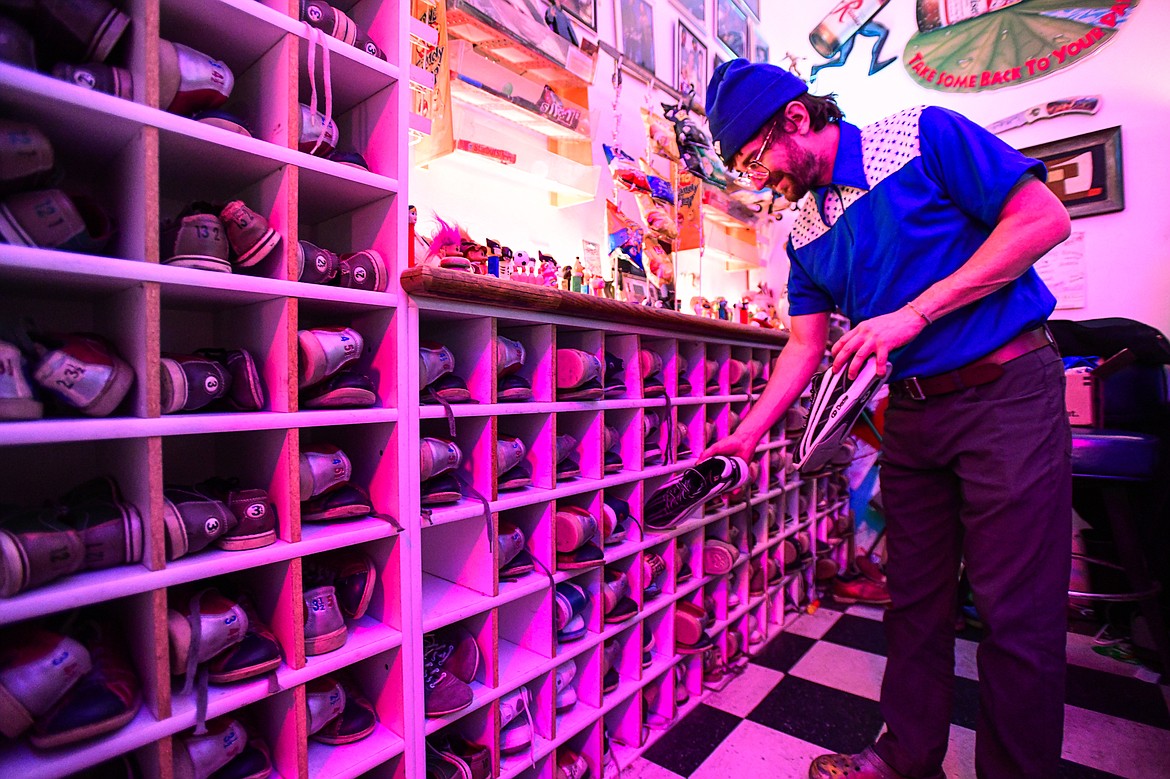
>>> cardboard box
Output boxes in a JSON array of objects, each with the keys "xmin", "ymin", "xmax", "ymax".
[{"xmin": 1064, "ymin": 348, "xmax": 1135, "ymax": 426}]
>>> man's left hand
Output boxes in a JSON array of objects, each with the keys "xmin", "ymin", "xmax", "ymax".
[{"xmin": 831, "ymin": 307, "xmax": 926, "ymax": 379}]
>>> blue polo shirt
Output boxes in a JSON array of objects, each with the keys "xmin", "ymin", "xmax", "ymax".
[{"xmin": 785, "ymin": 106, "xmax": 1054, "ymax": 380}]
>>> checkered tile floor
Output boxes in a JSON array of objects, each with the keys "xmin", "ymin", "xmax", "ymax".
[{"xmin": 623, "ymin": 600, "xmax": 1170, "ymax": 779}]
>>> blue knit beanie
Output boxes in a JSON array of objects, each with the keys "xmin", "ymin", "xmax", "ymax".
[{"xmin": 706, "ymin": 58, "xmax": 809, "ymax": 166}]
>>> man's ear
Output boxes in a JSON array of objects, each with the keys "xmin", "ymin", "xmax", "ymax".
[{"xmin": 784, "ymin": 100, "xmax": 810, "ymax": 134}]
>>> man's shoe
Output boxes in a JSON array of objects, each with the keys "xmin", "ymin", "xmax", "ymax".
[
  {"xmin": 831, "ymin": 574, "xmax": 892, "ymax": 606},
  {"xmin": 161, "ymin": 205, "xmax": 231, "ymax": 272},
  {"xmin": 39, "ymin": 0, "xmax": 130, "ymax": 62},
  {"xmin": 160, "ymin": 354, "xmax": 230, "ymax": 414},
  {"xmin": 0, "ymin": 188, "xmax": 113, "ymax": 255},
  {"xmin": 219, "ymin": 200, "xmax": 280, "ymax": 270},
  {"xmin": 59, "ymin": 476, "xmax": 144, "ymax": 570},
  {"xmin": 297, "ymin": 239, "xmax": 340, "ymax": 285},
  {"xmin": 162, "ymin": 487, "xmax": 237, "ymax": 560},
  {"xmin": 0, "ymin": 506, "xmax": 85, "ymax": 596},
  {"xmin": 337, "ymin": 249, "xmax": 388, "ymax": 292},
  {"xmin": 808, "ymin": 746, "xmax": 945, "ymax": 779},
  {"xmin": 796, "ymin": 356, "xmax": 887, "ymax": 475},
  {"xmin": 51, "ymin": 62, "xmax": 133, "ymax": 99},
  {"xmin": 194, "ymin": 478, "xmax": 276, "ymax": 551},
  {"xmin": 158, "ymin": 40, "xmax": 234, "ymax": 115},
  {"xmin": 420, "ymin": 437, "xmax": 462, "ymax": 482},
  {"xmin": 644, "ymin": 456, "xmax": 748, "ymax": 530},
  {"xmin": 33, "ymin": 332, "xmax": 133, "ymax": 417},
  {"xmin": 298, "ymin": 327, "xmax": 363, "ymax": 388},
  {"xmin": 0, "ymin": 338, "xmax": 42, "ymax": 420},
  {"xmin": 193, "ymin": 348, "xmax": 265, "ymax": 411},
  {"xmin": 299, "ymin": 444, "xmax": 352, "ymax": 501},
  {"xmin": 301, "ymin": 368, "xmax": 376, "ymax": 409},
  {"xmin": 0, "ymin": 627, "xmax": 91, "ymax": 738}
]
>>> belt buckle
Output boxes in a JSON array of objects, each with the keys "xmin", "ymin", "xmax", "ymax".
[{"xmin": 905, "ymin": 377, "xmax": 926, "ymax": 401}]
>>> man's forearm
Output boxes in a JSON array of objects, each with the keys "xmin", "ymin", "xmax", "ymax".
[{"xmin": 737, "ymin": 315, "xmax": 828, "ymax": 442}]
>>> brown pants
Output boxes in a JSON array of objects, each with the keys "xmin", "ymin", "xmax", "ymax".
[{"xmin": 874, "ymin": 344, "xmax": 1072, "ymax": 779}]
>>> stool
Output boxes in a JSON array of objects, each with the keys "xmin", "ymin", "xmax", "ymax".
[{"xmin": 1071, "ymin": 428, "xmax": 1170, "ymax": 682}]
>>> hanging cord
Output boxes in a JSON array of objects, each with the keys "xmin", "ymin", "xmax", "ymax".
[
  {"xmin": 610, "ymin": 55, "xmax": 624, "ymax": 159},
  {"xmin": 304, "ymin": 24, "xmax": 334, "ymax": 156},
  {"xmin": 453, "ymin": 472, "xmax": 493, "ymax": 553}
]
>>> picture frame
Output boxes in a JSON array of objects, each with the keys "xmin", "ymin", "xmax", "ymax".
[
  {"xmin": 671, "ymin": 0, "xmax": 705, "ymax": 24},
  {"xmin": 741, "ymin": 0, "xmax": 760, "ymax": 19},
  {"xmin": 716, "ymin": 0, "xmax": 748, "ymax": 59},
  {"xmin": 619, "ymin": 0, "xmax": 656, "ymax": 75},
  {"xmin": 558, "ymin": 0, "xmax": 596, "ymax": 31},
  {"xmin": 622, "ymin": 273, "xmax": 651, "ymax": 304},
  {"xmin": 1021, "ymin": 126, "xmax": 1124, "ymax": 219},
  {"xmin": 752, "ymin": 27, "xmax": 768, "ymax": 63},
  {"xmin": 677, "ymin": 21, "xmax": 708, "ymax": 99}
]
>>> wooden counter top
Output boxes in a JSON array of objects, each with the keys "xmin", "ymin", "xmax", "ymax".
[{"xmin": 400, "ymin": 267, "xmax": 789, "ymax": 346}]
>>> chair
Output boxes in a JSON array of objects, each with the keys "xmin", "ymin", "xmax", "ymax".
[{"xmin": 1052, "ymin": 318, "xmax": 1170, "ymax": 683}]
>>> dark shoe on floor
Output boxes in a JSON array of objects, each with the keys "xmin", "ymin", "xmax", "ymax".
[{"xmin": 809, "ymin": 746, "xmax": 945, "ymax": 779}]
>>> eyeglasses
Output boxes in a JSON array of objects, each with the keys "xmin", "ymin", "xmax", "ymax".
[{"xmin": 741, "ymin": 124, "xmax": 776, "ymax": 184}]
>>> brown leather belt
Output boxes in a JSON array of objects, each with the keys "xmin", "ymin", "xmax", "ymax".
[{"xmin": 891, "ymin": 326, "xmax": 1054, "ymax": 400}]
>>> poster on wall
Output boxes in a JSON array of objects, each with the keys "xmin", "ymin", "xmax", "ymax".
[
  {"xmin": 410, "ymin": 0, "xmax": 453, "ymax": 166},
  {"xmin": 620, "ymin": 0, "xmax": 656, "ymax": 74},
  {"xmin": 559, "ymin": 0, "xmax": 596, "ymax": 30},
  {"xmin": 716, "ymin": 0, "xmax": 748, "ymax": 58},
  {"xmin": 677, "ymin": 22, "xmax": 708, "ymax": 99},
  {"xmin": 904, "ymin": 0, "xmax": 1141, "ymax": 92},
  {"xmin": 741, "ymin": 0, "xmax": 760, "ymax": 20},
  {"xmin": 672, "ymin": 0, "xmax": 705, "ymax": 24},
  {"xmin": 1036, "ymin": 232, "xmax": 1086, "ymax": 309}
]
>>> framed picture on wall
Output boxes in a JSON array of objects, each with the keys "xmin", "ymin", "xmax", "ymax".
[
  {"xmin": 677, "ymin": 22, "xmax": 708, "ymax": 99},
  {"xmin": 1021, "ymin": 126, "xmax": 1124, "ymax": 218},
  {"xmin": 716, "ymin": 0, "xmax": 748, "ymax": 59},
  {"xmin": 752, "ymin": 28, "xmax": 769, "ymax": 63},
  {"xmin": 741, "ymin": 0, "xmax": 760, "ymax": 19},
  {"xmin": 619, "ymin": 0, "xmax": 656, "ymax": 75},
  {"xmin": 671, "ymin": 0, "xmax": 705, "ymax": 24},
  {"xmin": 554, "ymin": 0, "xmax": 595, "ymax": 31}
]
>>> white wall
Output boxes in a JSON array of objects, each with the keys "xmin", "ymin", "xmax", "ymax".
[{"xmin": 757, "ymin": 0, "xmax": 1170, "ymax": 336}]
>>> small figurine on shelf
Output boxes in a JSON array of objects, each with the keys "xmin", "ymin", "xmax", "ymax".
[
  {"xmin": 499, "ymin": 247, "xmax": 514, "ymax": 278},
  {"xmin": 512, "ymin": 250, "xmax": 531, "ymax": 281},
  {"xmin": 716, "ymin": 298, "xmax": 729, "ymax": 320},
  {"xmin": 570, "ymin": 257, "xmax": 584, "ymax": 293},
  {"xmin": 408, "ymin": 205, "xmax": 418, "ymax": 268},
  {"xmin": 486, "ymin": 238, "xmax": 501, "ymax": 277},
  {"xmin": 425, "ymin": 217, "xmax": 471, "ymax": 271},
  {"xmin": 461, "ymin": 239, "xmax": 487, "ymax": 274},
  {"xmin": 539, "ymin": 252, "xmax": 559, "ymax": 286},
  {"xmin": 589, "ymin": 273, "xmax": 605, "ymax": 297}
]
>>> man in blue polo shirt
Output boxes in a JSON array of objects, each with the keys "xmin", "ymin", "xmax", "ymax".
[{"xmin": 701, "ymin": 59, "xmax": 1073, "ymax": 779}]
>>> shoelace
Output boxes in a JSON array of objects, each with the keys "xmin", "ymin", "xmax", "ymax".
[
  {"xmin": 304, "ymin": 23, "xmax": 334, "ymax": 157},
  {"xmin": 180, "ymin": 589, "xmax": 212, "ymax": 734},
  {"xmin": 453, "ymin": 472, "xmax": 492, "ymax": 552},
  {"xmin": 502, "ymin": 686, "xmax": 537, "ymax": 767}
]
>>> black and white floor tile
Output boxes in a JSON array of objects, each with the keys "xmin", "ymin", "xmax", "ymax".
[{"xmin": 624, "ymin": 601, "xmax": 1170, "ymax": 779}]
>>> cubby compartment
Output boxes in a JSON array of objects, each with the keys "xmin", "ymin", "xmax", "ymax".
[
  {"xmin": 422, "ymin": 610, "xmax": 494, "ymax": 729},
  {"xmin": 0, "ymin": 438, "xmax": 157, "ymax": 621},
  {"xmin": 602, "ymin": 671, "xmax": 642, "ymax": 747},
  {"xmin": 491, "ymin": 322, "xmax": 551, "ymax": 406},
  {"xmin": 553, "ymin": 643, "xmax": 602, "ymax": 739},
  {"xmin": 297, "ymin": 191, "xmax": 398, "ymax": 291},
  {"xmin": 0, "ymin": 591, "xmax": 165, "ymax": 776},
  {"xmin": 419, "ymin": 313, "xmax": 493, "ymax": 406},
  {"xmin": 554, "ymin": 569, "xmax": 602, "ymax": 654},
  {"xmin": 554, "ymin": 410, "xmax": 600, "ymax": 484},
  {"xmin": 602, "ymin": 624, "xmax": 640, "ymax": 701},
  {"xmin": 497, "ymin": 412, "xmax": 554, "ymax": 495},
  {"xmin": 421, "ymin": 510, "xmax": 495, "ymax": 621},
  {"xmin": 497, "ymin": 502, "xmax": 553, "ymax": 591},
  {"xmin": 728, "ymin": 345, "xmax": 752, "ymax": 396},
  {"xmin": 305, "ymin": 646, "xmax": 407, "ymax": 777},
  {"xmin": 602, "ymin": 332, "xmax": 638, "ymax": 399},
  {"xmin": 166, "ymin": 560, "xmax": 295, "ymax": 724},
  {"xmin": 602, "ymin": 481, "xmax": 642, "ymax": 554},
  {"xmin": 498, "ymin": 589, "xmax": 554, "ymax": 689},
  {"xmin": 557, "ymin": 711, "xmax": 602, "ymax": 779},
  {"xmin": 157, "ymin": 136, "xmax": 289, "ymax": 276},
  {"xmin": 0, "ymin": 104, "xmax": 148, "ymax": 262},
  {"xmin": 640, "ymin": 406, "xmax": 668, "ymax": 467},
  {"xmin": 675, "ymin": 402, "xmax": 703, "ymax": 462},
  {"xmin": 160, "ymin": 428, "xmax": 291, "ymax": 568},
  {"xmin": 704, "ymin": 343, "xmax": 729, "ymax": 397},
  {"xmin": 296, "ymin": 297, "xmax": 398, "ymax": 411},
  {"xmin": 553, "ymin": 492, "xmax": 603, "ymax": 574},
  {"xmin": 0, "ymin": 277, "xmax": 148, "ymax": 420},
  {"xmin": 159, "ymin": 287, "xmax": 289, "ymax": 416},
  {"xmin": 602, "ymin": 408, "xmax": 639, "ymax": 476},
  {"xmin": 498, "ymin": 672, "xmax": 551, "ymax": 777},
  {"xmin": 638, "ymin": 336, "xmax": 675, "ymax": 399},
  {"xmin": 420, "ymin": 414, "xmax": 491, "ymax": 523},
  {"xmin": 676, "ymin": 341, "xmax": 704, "ymax": 399},
  {"xmin": 158, "ymin": 0, "xmax": 292, "ymax": 146},
  {"xmin": 298, "ymin": 422, "xmax": 400, "ymax": 537},
  {"xmin": 294, "ymin": 35, "xmax": 401, "ymax": 178},
  {"xmin": 553, "ymin": 328, "xmax": 603, "ymax": 404}
]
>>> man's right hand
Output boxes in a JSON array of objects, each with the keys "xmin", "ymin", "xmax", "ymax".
[{"xmin": 700, "ymin": 426, "xmax": 760, "ymax": 463}]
